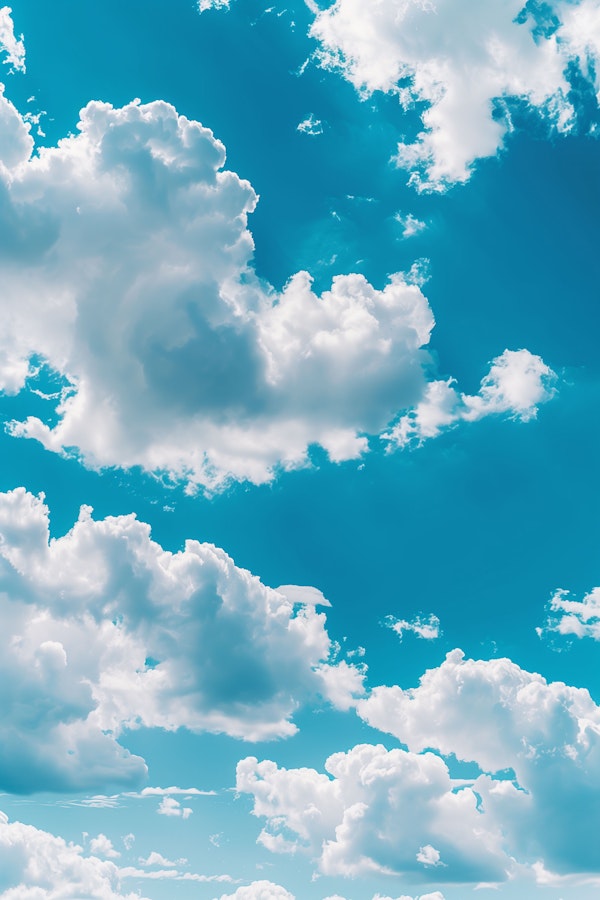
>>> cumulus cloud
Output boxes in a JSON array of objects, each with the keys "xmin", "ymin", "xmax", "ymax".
[
  {"xmin": 374, "ymin": 894, "xmax": 445, "ymax": 900},
  {"xmin": 157, "ymin": 797, "xmax": 192, "ymax": 819},
  {"xmin": 0, "ymin": 95, "xmax": 438, "ymax": 490},
  {"xmin": 214, "ymin": 883, "xmax": 294, "ymax": 900},
  {"xmin": 89, "ymin": 834, "xmax": 120, "ymax": 859},
  {"xmin": 395, "ymin": 213, "xmax": 426, "ymax": 239},
  {"xmin": 538, "ymin": 586, "xmax": 600, "ymax": 640},
  {"xmin": 309, "ymin": 0, "xmax": 600, "ymax": 190},
  {"xmin": 0, "ymin": 7, "xmax": 25, "ymax": 72},
  {"xmin": 0, "ymin": 487, "xmax": 363, "ymax": 792},
  {"xmin": 0, "ymin": 94, "xmax": 553, "ymax": 489},
  {"xmin": 385, "ymin": 349, "xmax": 556, "ymax": 448},
  {"xmin": 237, "ymin": 742, "xmax": 511, "ymax": 882},
  {"xmin": 358, "ymin": 650, "xmax": 600, "ymax": 875},
  {"xmin": 0, "ymin": 812, "xmax": 142, "ymax": 900}
]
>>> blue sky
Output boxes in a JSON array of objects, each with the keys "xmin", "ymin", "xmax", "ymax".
[{"xmin": 1, "ymin": 1, "xmax": 600, "ymax": 898}]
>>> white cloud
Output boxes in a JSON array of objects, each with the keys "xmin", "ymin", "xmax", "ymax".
[
  {"xmin": 0, "ymin": 94, "xmax": 551, "ymax": 489},
  {"xmin": 374, "ymin": 894, "xmax": 445, "ymax": 900},
  {"xmin": 0, "ymin": 95, "xmax": 440, "ymax": 491},
  {"xmin": 385, "ymin": 614, "xmax": 440, "ymax": 641},
  {"xmin": 395, "ymin": 213, "xmax": 426, "ymax": 239},
  {"xmin": 297, "ymin": 113, "xmax": 324, "ymax": 135},
  {"xmin": 539, "ymin": 586, "xmax": 600, "ymax": 640},
  {"xmin": 385, "ymin": 349, "xmax": 556, "ymax": 447},
  {"xmin": 89, "ymin": 834, "xmax": 120, "ymax": 859},
  {"xmin": 139, "ymin": 851, "xmax": 184, "ymax": 867},
  {"xmin": 0, "ymin": 813, "xmax": 142, "ymax": 900},
  {"xmin": 309, "ymin": 0, "xmax": 600, "ymax": 190},
  {"xmin": 357, "ymin": 650, "xmax": 600, "ymax": 875},
  {"xmin": 198, "ymin": 0, "xmax": 231, "ymax": 11},
  {"xmin": 0, "ymin": 487, "xmax": 364, "ymax": 792},
  {"xmin": 0, "ymin": 7, "xmax": 25, "ymax": 72},
  {"xmin": 236, "ymin": 743, "xmax": 512, "ymax": 882},
  {"xmin": 157, "ymin": 797, "xmax": 192, "ymax": 819},
  {"xmin": 214, "ymin": 883, "xmax": 294, "ymax": 900},
  {"xmin": 135, "ymin": 786, "xmax": 216, "ymax": 797}
]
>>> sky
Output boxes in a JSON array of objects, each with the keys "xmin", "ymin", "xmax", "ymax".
[{"xmin": 1, "ymin": 0, "xmax": 600, "ymax": 898}]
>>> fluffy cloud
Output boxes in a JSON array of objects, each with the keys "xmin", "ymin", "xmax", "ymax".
[
  {"xmin": 385, "ymin": 349, "xmax": 556, "ymax": 447},
  {"xmin": 0, "ymin": 94, "xmax": 437, "ymax": 490},
  {"xmin": 0, "ymin": 94, "xmax": 553, "ymax": 489},
  {"xmin": 214, "ymin": 883, "xmax": 294, "ymax": 900},
  {"xmin": 358, "ymin": 650, "xmax": 600, "ymax": 875},
  {"xmin": 0, "ymin": 487, "xmax": 363, "ymax": 792},
  {"xmin": 0, "ymin": 812, "xmax": 142, "ymax": 900},
  {"xmin": 0, "ymin": 7, "xmax": 25, "ymax": 72},
  {"xmin": 374, "ymin": 894, "xmax": 445, "ymax": 900},
  {"xmin": 539, "ymin": 586, "xmax": 600, "ymax": 640},
  {"xmin": 237, "ymin": 743, "xmax": 511, "ymax": 882},
  {"xmin": 309, "ymin": 0, "xmax": 600, "ymax": 189}
]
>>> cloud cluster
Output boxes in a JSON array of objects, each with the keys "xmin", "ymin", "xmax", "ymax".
[
  {"xmin": 310, "ymin": 0, "xmax": 600, "ymax": 189},
  {"xmin": 0, "ymin": 812, "xmax": 142, "ymax": 900},
  {"xmin": 237, "ymin": 742, "xmax": 510, "ymax": 882},
  {"xmin": 238, "ymin": 650, "xmax": 600, "ymax": 883},
  {"xmin": 358, "ymin": 650, "xmax": 600, "ymax": 875},
  {"xmin": 0, "ymin": 7, "xmax": 25, "ymax": 72},
  {"xmin": 214, "ymin": 883, "xmax": 294, "ymax": 900},
  {"xmin": 385, "ymin": 349, "xmax": 556, "ymax": 447},
  {"xmin": 0, "ymin": 487, "xmax": 363, "ymax": 792},
  {"xmin": 0, "ymin": 93, "xmax": 555, "ymax": 489},
  {"xmin": 539, "ymin": 586, "xmax": 600, "ymax": 640}
]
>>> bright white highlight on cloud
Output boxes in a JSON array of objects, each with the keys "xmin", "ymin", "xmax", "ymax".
[
  {"xmin": 385, "ymin": 613, "xmax": 440, "ymax": 641},
  {"xmin": 539, "ymin": 587, "xmax": 600, "ymax": 640},
  {"xmin": 0, "ymin": 487, "xmax": 363, "ymax": 792},
  {"xmin": 0, "ymin": 6, "xmax": 25, "ymax": 72},
  {"xmin": 386, "ymin": 349, "xmax": 556, "ymax": 447},
  {"xmin": 309, "ymin": 0, "xmax": 600, "ymax": 189},
  {"xmin": 0, "ymin": 813, "xmax": 141, "ymax": 900},
  {"xmin": 358, "ymin": 650, "xmax": 600, "ymax": 875}
]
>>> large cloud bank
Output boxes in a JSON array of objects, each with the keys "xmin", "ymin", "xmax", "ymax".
[
  {"xmin": 0, "ymin": 487, "xmax": 362, "ymax": 792},
  {"xmin": 310, "ymin": 0, "xmax": 600, "ymax": 189},
  {"xmin": 0, "ymin": 93, "xmax": 554, "ymax": 489},
  {"xmin": 238, "ymin": 651, "xmax": 600, "ymax": 883}
]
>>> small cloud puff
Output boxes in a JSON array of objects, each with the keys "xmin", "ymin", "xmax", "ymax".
[
  {"xmin": 158, "ymin": 797, "xmax": 193, "ymax": 819},
  {"xmin": 385, "ymin": 349, "xmax": 556, "ymax": 448},
  {"xmin": 0, "ymin": 487, "xmax": 364, "ymax": 793},
  {"xmin": 297, "ymin": 113, "xmax": 324, "ymax": 135},
  {"xmin": 385, "ymin": 613, "xmax": 440, "ymax": 641}
]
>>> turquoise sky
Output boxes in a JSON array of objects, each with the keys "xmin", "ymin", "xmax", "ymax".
[{"xmin": 1, "ymin": 1, "xmax": 600, "ymax": 898}]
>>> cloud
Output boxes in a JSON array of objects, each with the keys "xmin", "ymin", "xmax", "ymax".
[
  {"xmin": 357, "ymin": 650, "xmax": 600, "ymax": 876},
  {"xmin": 0, "ymin": 7, "xmax": 25, "ymax": 73},
  {"xmin": 0, "ymin": 487, "xmax": 363, "ymax": 793},
  {"xmin": 0, "ymin": 812, "xmax": 142, "ymax": 900},
  {"xmin": 214, "ymin": 883, "xmax": 294, "ymax": 900},
  {"xmin": 538, "ymin": 587, "xmax": 600, "ymax": 640},
  {"xmin": 374, "ymin": 894, "xmax": 445, "ymax": 900},
  {"xmin": 89, "ymin": 834, "xmax": 120, "ymax": 859},
  {"xmin": 157, "ymin": 797, "xmax": 192, "ymax": 819},
  {"xmin": 139, "ymin": 851, "xmax": 184, "ymax": 867},
  {"xmin": 309, "ymin": 0, "xmax": 600, "ymax": 190},
  {"xmin": 297, "ymin": 113, "xmax": 324, "ymax": 135},
  {"xmin": 237, "ymin": 742, "xmax": 511, "ymax": 882},
  {"xmin": 395, "ymin": 213, "xmax": 426, "ymax": 239},
  {"xmin": 384, "ymin": 614, "xmax": 440, "ymax": 642},
  {"xmin": 0, "ymin": 94, "xmax": 552, "ymax": 490},
  {"xmin": 198, "ymin": 0, "xmax": 231, "ymax": 11},
  {"xmin": 385, "ymin": 349, "xmax": 556, "ymax": 448},
  {"xmin": 0, "ymin": 95, "xmax": 440, "ymax": 491}
]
